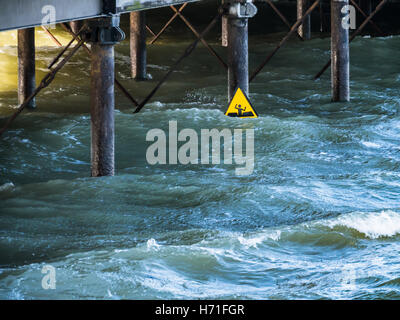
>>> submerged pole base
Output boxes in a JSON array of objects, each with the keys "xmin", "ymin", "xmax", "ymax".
[
  {"xmin": 331, "ymin": 0, "xmax": 350, "ymax": 102},
  {"xmin": 225, "ymin": 1, "xmax": 257, "ymax": 102}
]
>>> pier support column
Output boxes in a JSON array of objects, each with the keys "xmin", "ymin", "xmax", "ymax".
[
  {"xmin": 222, "ymin": 16, "xmax": 228, "ymax": 47},
  {"xmin": 18, "ymin": 28, "xmax": 36, "ymax": 109},
  {"xmin": 130, "ymin": 11, "xmax": 147, "ymax": 80},
  {"xmin": 70, "ymin": 20, "xmax": 83, "ymax": 34},
  {"xmin": 84, "ymin": 16, "xmax": 125, "ymax": 177},
  {"xmin": 226, "ymin": 1, "xmax": 257, "ymax": 101},
  {"xmin": 297, "ymin": 0, "xmax": 311, "ymax": 39},
  {"xmin": 221, "ymin": 0, "xmax": 228, "ymax": 47},
  {"xmin": 331, "ymin": 0, "xmax": 350, "ymax": 102}
]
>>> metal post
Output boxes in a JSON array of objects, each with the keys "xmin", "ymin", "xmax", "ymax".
[
  {"xmin": 226, "ymin": 1, "xmax": 257, "ymax": 101},
  {"xmin": 70, "ymin": 20, "xmax": 83, "ymax": 34},
  {"xmin": 297, "ymin": 0, "xmax": 311, "ymax": 39},
  {"xmin": 91, "ymin": 43, "xmax": 115, "ymax": 176},
  {"xmin": 331, "ymin": 0, "xmax": 350, "ymax": 101},
  {"xmin": 130, "ymin": 11, "xmax": 147, "ymax": 80},
  {"xmin": 367, "ymin": 0, "xmax": 372, "ymax": 14},
  {"xmin": 221, "ymin": 0, "xmax": 228, "ymax": 47},
  {"xmin": 18, "ymin": 28, "xmax": 36, "ymax": 109},
  {"xmin": 85, "ymin": 16, "xmax": 125, "ymax": 176},
  {"xmin": 319, "ymin": 0, "xmax": 324, "ymax": 32},
  {"xmin": 222, "ymin": 16, "xmax": 228, "ymax": 47}
]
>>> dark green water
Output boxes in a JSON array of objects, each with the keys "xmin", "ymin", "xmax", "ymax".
[{"xmin": 1, "ymin": 12, "xmax": 400, "ymax": 299}]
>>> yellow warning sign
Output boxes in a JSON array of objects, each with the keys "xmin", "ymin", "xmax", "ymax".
[{"xmin": 225, "ymin": 88, "xmax": 258, "ymax": 118}]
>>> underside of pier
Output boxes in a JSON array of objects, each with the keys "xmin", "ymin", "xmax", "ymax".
[{"xmin": 1, "ymin": 0, "xmax": 400, "ymax": 176}]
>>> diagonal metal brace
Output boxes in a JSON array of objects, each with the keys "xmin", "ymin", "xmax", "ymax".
[
  {"xmin": 250, "ymin": 0, "xmax": 320, "ymax": 82},
  {"xmin": 146, "ymin": 25, "xmax": 157, "ymax": 37},
  {"xmin": 150, "ymin": 2, "xmax": 188, "ymax": 44},
  {"xmin": 134, "ymin": 10, "xmax": 223, "ymax": 114},
  {"xmin": 0, "ymin": 40, "xmax": 85, "ymax": 137},
  {"xmin": 313, "ymin": 0, "xmax": 387, "ymax": 80},
  {"xmin": 170, "ymin": 5, "xmax": 228, "ymax": 70},
  {"xmin": 41, "ymin": 26, "xmax": 63, "ymax": 47},
  {"xmin": 264, "ymin": 0, "xmax": 305, "ymax": 41},
  {"xmin": 59, "ymin": 22, "xmax": 140, "ymax": 106},
  {"xmin": 349, "ymin": 0, "xmax": 385, "ymax": 36}
]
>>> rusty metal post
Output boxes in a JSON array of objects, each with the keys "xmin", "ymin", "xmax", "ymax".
[
  {"xmin": 227, "ymin": 17, "xmax": 248, "ymax": 100},
  {"xmin": 91, "ymin": 44, "xmax": 115, "ymax": 176},
  {"xmin": 85, "ymin": 16, "xmax": 125, "ymax": 177},
  {"xmin": 70, "ymin": 20, "xmax": 83, "ymax": 34},
  {"xmin": 18, "ymin": 28, "xmax": 36, "ymax": 109},
  {"xmin": 222, "ymin": 16, "xmax": 228, "ymax": 47},
  {"xmin": 367, "ymin": 0, "xmax": 372, "ymax": 14},
  {"xmin": 331, "ymin": 0, "xmax": 350, "ymax": 101},
  {"xmin": 221, "ymin": 0, "xmax": 228, "ymax": 47},
  {"xmin": 297, "ymin": 0, "xmax": 311, "ymax": 39},
  {"xmin": 130, "ymin": 11, "xmax": 147, "ymax": 80},
  {"xmin": 226, "ymin": 1, "xmax": 257, "ymax": 101}
]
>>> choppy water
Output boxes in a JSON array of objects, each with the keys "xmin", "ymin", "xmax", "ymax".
[{"xmin": 1, "ymin": 14, "xmax": 400, "ymax": 299}]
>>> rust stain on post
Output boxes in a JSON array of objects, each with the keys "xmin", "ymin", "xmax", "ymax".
[
  {"xmin": 130, "ymin": 11, "xmax": 147, "ymax": 80},
  {"xmin": 18, "ymin": 28, "xmax": 36, "ymax": 109},
  {"xmin": 91, "ymin": 44, "xmax": 115, "ymax": 177}
]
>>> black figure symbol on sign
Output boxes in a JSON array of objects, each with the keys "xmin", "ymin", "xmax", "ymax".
[{"xmin": 235, "ymin": 104, "xmax": 246, "ymax": 117}]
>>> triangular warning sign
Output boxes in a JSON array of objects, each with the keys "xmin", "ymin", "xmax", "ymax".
[{"xmin": 225, "ymin": 88, "xmax": 258, "ymax": 118}]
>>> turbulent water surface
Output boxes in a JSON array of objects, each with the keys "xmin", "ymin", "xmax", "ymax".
[{"xmin": 0, "ymin": 13, "xmax": 400, "ymax": 299}]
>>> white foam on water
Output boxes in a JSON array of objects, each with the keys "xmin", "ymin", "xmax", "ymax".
[
  {"xmin": 361, "ymin": 141, "xmax": 382, "ymax": 148},
  {"xmin": 146, "ymin": 238, "xmax": 160, "ymax": 250},
  {"xmin": 238, "ymin": 230, "xmax": 281, "ymax": 248},
  {"xmin": 322, "ymin": 210, "xmax": 400, "ymax": 239},
  {"xmin": 114, "ymin": 249, "xmax": 129, "ymax": 253},
  {"xmin": 0, "ymin": 182, "xmax": 14, "ymax": 192}
]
